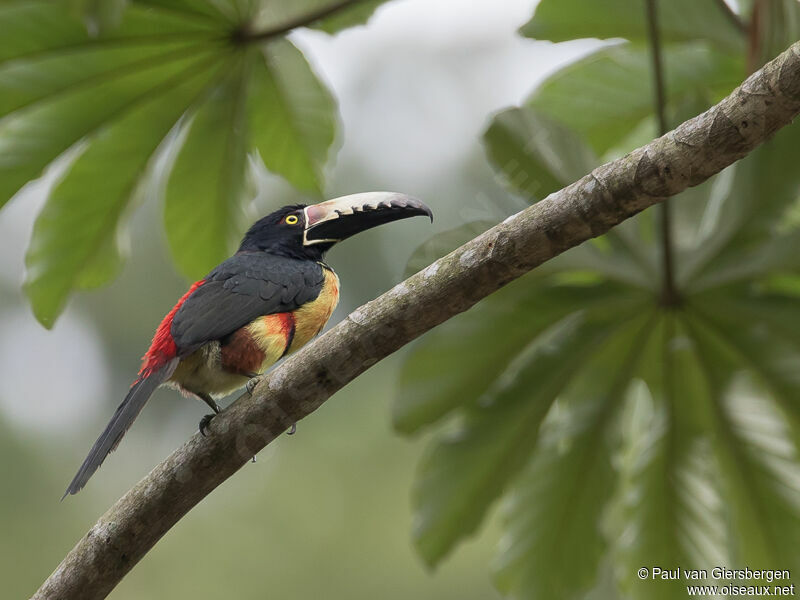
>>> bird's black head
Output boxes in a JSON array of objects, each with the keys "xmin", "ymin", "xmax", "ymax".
[
  {"xmin": 238, "ymin": 192, "xmax": 433, "ymax": 261},
  {"xmin": 238, "ymin": 204, "xmax": 315, "ymax": 259}
]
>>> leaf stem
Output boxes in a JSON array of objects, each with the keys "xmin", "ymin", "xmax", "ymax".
[
  {"xmin": 234, "ymin": 0, "xmax": 365, "ymax": 44},
  {"xmin": 645, "ymin": 0, "xmax": 679, "ymax": 307},
  {"xmin": 747, "ymin": 0, "xmax": 766, "ymax": 74},
  {"xmin": 712, "ymin": 0, "xmax": 748, "ymax": 34}
]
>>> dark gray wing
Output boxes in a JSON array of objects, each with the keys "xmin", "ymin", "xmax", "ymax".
[{"xmin": 171, "ymin": 252, "xmax": 325, "ymax": 353}]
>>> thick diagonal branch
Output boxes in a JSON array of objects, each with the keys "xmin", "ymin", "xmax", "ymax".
[{"xmin": 32, "ymin": 41, "xmax": 800, "ymax": 600}]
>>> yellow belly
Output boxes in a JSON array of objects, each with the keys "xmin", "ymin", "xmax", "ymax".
[
  {"xmin": 289, "ymin": 267, "xmax": 340, "ymax": 353},
  {"xmin": 246, "ymin": 312, "xmax": 297, "ymax": 373}
]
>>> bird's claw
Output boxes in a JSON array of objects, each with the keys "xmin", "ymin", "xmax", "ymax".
[
  {"xmin": 287, "ymin": 423, "xmax": 297, "ymax": 435},
  {"xmin": 246, "ymin": 375, "xmax": 262, "ymax": 396},
  {"xmin": 199, "ymin": 414, "xmax": 215, "ymax": 437}
]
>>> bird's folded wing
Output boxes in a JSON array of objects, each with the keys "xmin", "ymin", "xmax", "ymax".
[{"xmin": 170, "ymin": 253, "xmax": 325, "ymax": 353}]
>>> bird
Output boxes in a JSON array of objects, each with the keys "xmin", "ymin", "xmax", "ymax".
[{"xmin": 63, "ymin": 192, "xmax": 432, "ymax": 497}]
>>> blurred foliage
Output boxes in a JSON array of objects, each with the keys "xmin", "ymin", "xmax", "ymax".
[
  {"xmin": 0, "ymin": 0, "xmax": 389, "ymax": 327},
  {"xmin": 396, "ymin": 1, "xmax": 800, "ymax": 599},
  {"xmin": 5, "ymin": 1, "xmax": 800, "ymax": 599}
]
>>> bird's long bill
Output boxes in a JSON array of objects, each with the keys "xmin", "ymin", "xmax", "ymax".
[{"xmin": 302, "ymin": 192, "xmax": 433, "ymax": 246}]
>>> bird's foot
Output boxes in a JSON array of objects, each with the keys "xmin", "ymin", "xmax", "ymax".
[
  {"xmin": 287, "ymin": 423, "xmax": 297, "ymax": 436},
  {"xmin": 197, "ymin": 392, "xmax": 221, "ymax": 414},
  {"xmin": 245, "ymin": 375, "xmax": 262, "ymax": 396},
  {"xmin": 199, "ymin": 414, "xmax": 215, "ymax": 437}
]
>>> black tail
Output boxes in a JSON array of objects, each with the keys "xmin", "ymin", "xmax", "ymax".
[{"xmin": 63, "ymin": 359, "xmax": 179, "ymax": 498}]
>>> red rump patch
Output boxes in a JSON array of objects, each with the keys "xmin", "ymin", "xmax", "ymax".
[{"xmin": 139, "ymin": 279, "xmax": 205, "ymax": 376}]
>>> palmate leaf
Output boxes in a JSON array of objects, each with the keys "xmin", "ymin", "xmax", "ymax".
[
  {"xmin": 403, "ymin": 220, "xmax": 496, "ymax": 278},
  {"xmin": 24, "ymin": 54, "xmax": 227, "ymax": 326},
  {"xmin": 491, "ymin": 312, "xmax": 653, "ymax": 599},
  {"xmin": 481, "ymin": 104, "xmax": 658, "ymax": 288},
  {"xmin": 615, "ymin": 316, "xmax": 728, "ymax": 600},
  {"xmin": 521, "ymin": 0, "xmax": 743, "ymax": 53},
  {"xmin": 399, "ymin": 1, "xmax": 800, "ymax": 595},
  {"xmin": 311, "ymin": 0, "xmax": 391, "ymax": 33},
  {"xmin": 163, "ymin": 51, "xmax": 252, "ymax": 280},
  {"xmin": 0, "ymin": 1, "xmax": 224, "ymax": 209},
  {"xmin": 483, "ymin": 107, "xmax": 597, "ymax": 201},
  {"xmin": 395, "ymin": 278, "xmax": 646, "ymax": 435},
  {"xmin": 684, "ymin": 231, "xmax": 800, "ymax": 293},
  {"xmin": 68, "ymin": 0, "xmax": 129, "ymax": 34},
  {"xmin": 410, "ymin": 297, "xmax": 652, "ymax": 567},
  {"xmin": 751, "ymin": 0, "xmax": 800, "ymax": 67},
  {"xmin": 689, "ymin": 289, "xmax": 800, "ymax": 449},
  {"xmin": 527, "ymin": 42, "xmax": 742, "ymax": 155},
  {"xmin": 680, "ymin": 124, "xmax": 800, "ymax": 288},
  {"xmin": 248, "ymin": 39, "xmax": 337, "ymax": 195},
  {"xmin": 685, "ymin": 314, "xmax": 800, "ymax": 571},
  {"xmin": 132, "ymin": 0, "xmax": 236, "ymax": 24},
  {"xmin": 251, "ymin": 0, "xmax": 392, "ymax": 34},
  {"xmin": 0, "ymin": 0, "xmax": 347, "ymax": 326}
]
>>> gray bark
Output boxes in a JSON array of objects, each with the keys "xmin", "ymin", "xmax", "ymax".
[{"xmin": 32, "ymin": 41, "xmax": 800, "ymax": 600}]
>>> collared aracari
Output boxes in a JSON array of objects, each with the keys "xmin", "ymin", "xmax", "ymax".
[{"xmin": 64, "ymin": 192, "xmax": 432, "ymax": 497}]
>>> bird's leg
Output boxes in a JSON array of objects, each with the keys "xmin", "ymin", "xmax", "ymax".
[
  {"xmin": 243, "ymin": 374, "xmax": 261, "ymax": 461},
  {"xmin": 198, "ymin": 392, "xmax": 220, "ymax": 437}
]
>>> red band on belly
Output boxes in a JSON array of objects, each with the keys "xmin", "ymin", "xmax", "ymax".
[
  {"xmin": 279, "ymin": 312, "xmax": 296, "ymax": 357},
  {"xmin": 220, "ymin": 328, "xmax": 266, "ymax": 376}
]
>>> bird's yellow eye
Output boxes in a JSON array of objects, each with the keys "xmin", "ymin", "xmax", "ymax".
[{"xmin": 285, "ymin": 215, "xmax": 299, "ymax": 225}]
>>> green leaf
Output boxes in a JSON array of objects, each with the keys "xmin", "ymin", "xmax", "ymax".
[
  {"xmin": 616, "ymin": 316, "xmax": 728, "ymax": 600},
  {"xmin": 527, "ymin": 42, "xmax": 743, "ymax": 155},
  {"xmin": 164, "ymin": 50, "xmax": 253, "ymax": 280},
  {"xmin": 2, "ymin": 3, "xmax": 340, "ymax": 325},
  {"xmin": 0, "ymin": 1, "xmax": 218, "ymax": 65},
  {"xmin": 686, "ymin": 232, "xmax": 800, "ymax": 292},
  {"xmin": 68, "ymin": 0, "xmax": 129, "ymax": 35},
  {"xmin": 24, "ymin": 55, "xmax": 225, "ymax": 327},
  {"xmin": 713, "ymin": 389, "xmax": 800, "ymax": 571},
  {"xmin": 481, "ymin": 99, "xmax": 667, "ymax": 290},
  {"xmin": 394, "ymin": 279, "xmax": 646, "ymax": 435},
  {"xmin": 521, "ymin": 0, "xmax": 743, "ymax": 53},
  {"xmin": 689, "ymin": 290, "xmax": 800, "ymax": 446},
  {"xmin": 312, "ymin": 0, "xmax": 391, "ymax": 34},
  {"xmin": 685, "ymin": 314, "xmax": 800, "ymax": 570},
  {"xmin": 132, "ymin": 0, "xmax": 236, "ymax": 24},
  {"xmin": 681, "ymin": 123, "xmax": 800, "ymax": 287},
  {"xmin": 491, "ymin": 312, "xmax": 653, "ymax": 598},
  {"xmin": 0, "ymin": 49, "xmax": 216, "ymax": 211},
  {"xmin": 0, "ymin": 2, "xmax": 224, "ymax": 209},
  {"xmin": 403, "ymin": 217, "xmax": 656, "ymax": 291},
  {"xmin": 483, "ymin": 106, "xmax": 598, "ymax": 202},
  {"xmin": 248, "ymin": 39, "xmax": 336, "ymax": 195},
  {"xmin": 403, "ymin": 220, "xmax": 494, "ymax": 278},
  {"xmin": 250, "ymin": 0, "xmax": 390, "ymax": 34},
  {"xmin": 75, "ymin": 227, "xmax": 128, "ymax": 290},
  {"xmin": 751, "ymin": 0, "xmax": 800, "ymax": 67},
  {"xmin": 411, "ymin": 306, "xmax": 645, "ymax": 568}
]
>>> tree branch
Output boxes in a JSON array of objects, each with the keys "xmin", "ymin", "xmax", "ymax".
[{"xmin": 32, "ymin": 41, "xmax": 800, "ymax": 600}]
